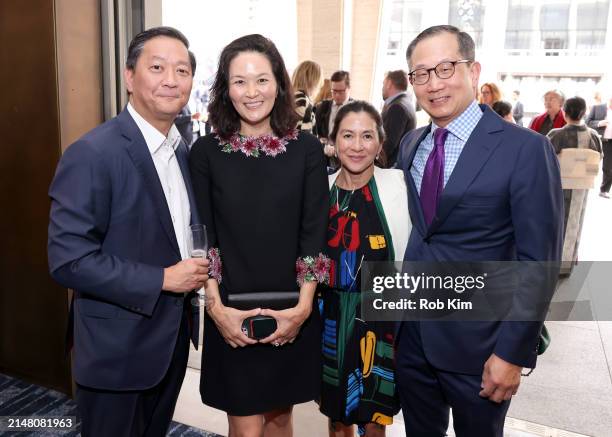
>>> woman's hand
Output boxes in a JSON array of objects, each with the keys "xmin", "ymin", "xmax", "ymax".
[
  {"xmin": 207, "ymin": 302, "xmax": 260, "ymax": 348},
  {"xmin": 259, "ymin": 304, "xmax": 312, "ymax": 346}
]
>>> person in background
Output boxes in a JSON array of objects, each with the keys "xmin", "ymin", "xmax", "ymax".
[
  {"xmin": 529, "ymin": 89, "xmax": 566, "ymax": 136},
  {"xmin": 492, "ymin": 100, "xmax": 515, "ymax": 123},
  {"xmin": 512, "ymin": 90, "xmax": 524, "ymax": 126},
  {"xmin": 173, "ymin": 51, "xmax": 201, "ymax": 146},
  {"xmin": 314, "ymin": 78, "xmax": 332, "ymax": 106},
  {"xmin": 189, "ymin": 34, "xmax": 328, "ymax": 437},
  {"xmin": 586, "ymin": 93, "xmax": 607, "ymax": 138},
  {"xmin": 479, "ymin": 82, "xmax": 501, "ymax": 107},
  {"xmin": 585, "ymin": 95, "xmax": 612, "ymax": 198},
  {"xmin": 381, "ymin": 70, "xmax": 416, "ymax": 168},
  {"xmin": 48, "ymin": 26, "xmax": 208, "ymax": 436},
  {"xmin": 548, "ymin": 97, "xmax": 602, "ymax": 156},
  {"xmin": 320, "ymin": 100, "xmax": 410, "ymax": 437},
  {"xmin": 292, "ymin": 60, "xmax": 323, "ymax": 134},
  {"xmin": 547, "ymin": 96, "xmax": 602, "ymax": 227},
  {"xmin": 175, "ymin": 105, "xmax": 201, "ymax": 147},
  {"xmin": 315, "ymin": 70, "xmax": 353, "ymax": 142}
]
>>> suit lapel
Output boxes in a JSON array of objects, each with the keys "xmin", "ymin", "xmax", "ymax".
[
  {"xmin": 403, "ymin": 127, "xmax": 431, "ymax": 237},
  {"xmin": 426, "ymin": 108, "xmax": 504, "ymax": 237},
  {"xmin": 118, "ymin": 110, "xmax": 181, "ymax": 258}
]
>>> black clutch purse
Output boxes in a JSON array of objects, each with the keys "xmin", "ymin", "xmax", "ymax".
[
  {"xmin": 227, "ymin": 292, "xmax": 300, "ymax": 340},
  {"xmin": 226, "ymin": 291, "xmax": 300, "ymax": 311}
]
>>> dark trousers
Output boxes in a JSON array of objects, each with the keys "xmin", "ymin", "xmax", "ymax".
[
  {"xmin": 395, "ymin": 323, "xmax": 510, "ymax": 437},
  {"xmin": 601, "ymin": 139, "xmax": 612, "ymax": 193},
  {"xmin": 76, "ymin": 313, "xmax": 190, "ymax": 437}
]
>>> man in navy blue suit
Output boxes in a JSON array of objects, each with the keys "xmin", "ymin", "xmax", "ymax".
[
  {"xmin": 48, "ymin": 27, "xmax": 208, "ymax": 436},
  {"xmin": 395, "ymin": 25, "xmax": 563, "ymax": 436}
]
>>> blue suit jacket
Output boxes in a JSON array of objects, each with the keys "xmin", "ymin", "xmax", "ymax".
[
  {"xmin": 396, "ymin": 105, "xmax": 563, "ymax": 374},
  {"xmin": 48, "ymin": 108, "xmax": 200, "ymax": 390}
]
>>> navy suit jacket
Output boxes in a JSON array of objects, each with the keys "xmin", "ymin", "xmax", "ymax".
[
  {"xmin": 396, "ymin": 105, "xmax": 563, "ymax": 374},
  {"xmin": 48, "ymin": 108, "xmax": 200, "ymax": 390}
]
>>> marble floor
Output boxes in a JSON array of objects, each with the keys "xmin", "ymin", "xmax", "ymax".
[{"xmin": 173, "ymin": 174, "xmax": 612, "ymax": 436}]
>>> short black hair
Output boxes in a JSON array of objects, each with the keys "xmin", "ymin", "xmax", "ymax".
[
  {"xmin": 563, "ymin": 97, "xmax": 587, "ymax": 121},
  {"xmin": 126, "ymin": 26, "xmax": 194, "ymax": 75},
  {"xmin": 385, "ymin": 70, "xmax": 408, "ymax": 91},
  {"xmin": 188, "ymin": 50, "xmax": 197, "ymax": 76},
  {"xmin": 330, "ymin": 100, "xmax": 387, "ymax": 167},
  {"xmin": 492, "ymin": 100, "xmax": 512, "ymax": 118},
  {"xmin": 208, "ymin": 34, "xmax": 299, "ymax": 138},
  {"xmin": 330, "ymin": 70, "xmax": 350, "ymax": 87},
  {"xmin": 406, "ymin": 25, "xmax": 475, "ymax": 69}
]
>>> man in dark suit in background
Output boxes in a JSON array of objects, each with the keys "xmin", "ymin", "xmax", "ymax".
[
  {"xmin": 587, "ymin": 95, "xmax": 612, "ymax": 197},
  {"xmin": 395, "ymin": 25, "xmax": 563, "ymax": 436},
  {"xmin": 511, "ymin": 90, "xmax": 524, "ymax": 126},
  {"xmin": 314, "ymin": 70, "xmax": 352, "ymax": 142},
  {"xmin": 48, "ymin": 27, "xmax": 208, "ymax": 436},
  {"xmin": 381, "ymin": 70, "xmax": 416, "ymax": 167}
]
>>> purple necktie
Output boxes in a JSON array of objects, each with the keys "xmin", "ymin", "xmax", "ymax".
[{"xmin": 420, "ymin": 128, "xmax": 448, "ymax": 226}]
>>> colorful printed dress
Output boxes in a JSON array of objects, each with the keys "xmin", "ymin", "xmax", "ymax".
[{"xmin": 320, "ymin": 176, "xmax": 400, "ymax": 430}]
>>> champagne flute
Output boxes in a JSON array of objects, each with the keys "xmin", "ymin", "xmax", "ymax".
[{"xmin": 188, "ymin": 224, "xmax": 208, "ymax": 307}]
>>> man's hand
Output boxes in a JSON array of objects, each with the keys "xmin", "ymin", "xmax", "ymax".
[
  {"xmin": 479, "ymin": 353, "xmax": 522, "ymax": 403},
  {"xmin": 598, "ymin": 119, "xmax": 608, "ymax": 127},
  {"xmin": 162, "ymin": 258, "xmax": 209, "ymax": 293}
]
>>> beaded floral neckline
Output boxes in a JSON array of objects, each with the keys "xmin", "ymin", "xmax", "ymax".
[{"xmin": 215, "ymin": 129, "xmax": 299, "ymax": 158}]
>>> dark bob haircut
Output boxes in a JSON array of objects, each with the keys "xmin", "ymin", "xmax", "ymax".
[
  {"xmin": 126, "ymin": 26, "xmax": 195, "ymax": 75},
  {"xmin": 208, "ymin": 34, "xmax": 299, "ymax": 138},
  {"xmin": 563, "ymin": 97, "xmax": 587, "ymax": 121},
  {"xmin": 330, "ymin": 100, "xmax": 387, "ymax": 167}
]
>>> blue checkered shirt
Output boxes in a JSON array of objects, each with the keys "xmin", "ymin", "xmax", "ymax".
[{"xmin": 411, "ymin": 100, "xmax": 483, "ymax": 193}]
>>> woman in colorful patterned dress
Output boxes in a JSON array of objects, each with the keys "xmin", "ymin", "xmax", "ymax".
[
  {"xmin": 189, "ymin": 34, "xmax": 329, "ymax": 436},
  {"xmin": 320, "ymin": 101, "xmax": 411, "ymax": 437}
]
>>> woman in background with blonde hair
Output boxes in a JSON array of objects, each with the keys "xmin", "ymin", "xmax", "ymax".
[
  {"xmin": 292, "ymin": 60, "xmax": 323, "ymax": 133},
  {"xmin": 314, "ymin": 78, "xmax": 332, "ymax": 105},
  {"xmin": 479, "ymin": 82, "xmax": 501, "ymax": 107}
]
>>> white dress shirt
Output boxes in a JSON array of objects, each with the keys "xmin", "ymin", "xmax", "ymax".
[
  {"xmin": 329, "ymin": 98, "xmax": 349, "ymax": 138},
  {"xmin": 127, "ymin": 103, "xmax": 191, "ymax": 260}
]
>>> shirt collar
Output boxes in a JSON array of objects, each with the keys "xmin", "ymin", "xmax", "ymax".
[
  {"xmin": 384, "ymin": 92, "xmax": 406, "ymax": 106},
  {"xmin": 431, "ymin": 100, "xmax": 482, "ymax": 142},
  {"xmin": 127, "ymin": 103, "xmax": 182, "ymax": 155},
  {"xmin": 333, "ymin": 97, "xmax": 349, "ymax": 108}
]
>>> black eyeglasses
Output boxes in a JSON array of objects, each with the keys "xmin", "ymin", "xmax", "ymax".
[{"xmin": 408, "ymin": 60, "xmax": 472, "ymax": 85}]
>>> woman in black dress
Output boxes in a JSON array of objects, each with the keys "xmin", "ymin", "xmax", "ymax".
[{"xmin": 189, "ymin": 34, "xmax": 329, "ymax": 436}]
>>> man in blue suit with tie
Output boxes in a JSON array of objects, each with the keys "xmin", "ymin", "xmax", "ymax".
[
  {"xmin": 48, "ymin": 27, "xmax": 208, "ymax": 436},
  {"xmin": 395, "ymin": 25, "xmax": 563, "ymax": 436}
]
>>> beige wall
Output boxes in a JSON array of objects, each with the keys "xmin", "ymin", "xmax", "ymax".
[
  {"xmin": 297, "ymin": 0, "xmax": 382, "ymax": 101},
  {"xmin": 350, "ymin": 0, "xmax": 382, "ymax": 100},
  {"xmin": 55, "ymin": 0, "xmax": 104, "ymax": 150},
  {"xmin": 298, "ymin": 0, "xmax": 344, "ymax": 81}
]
